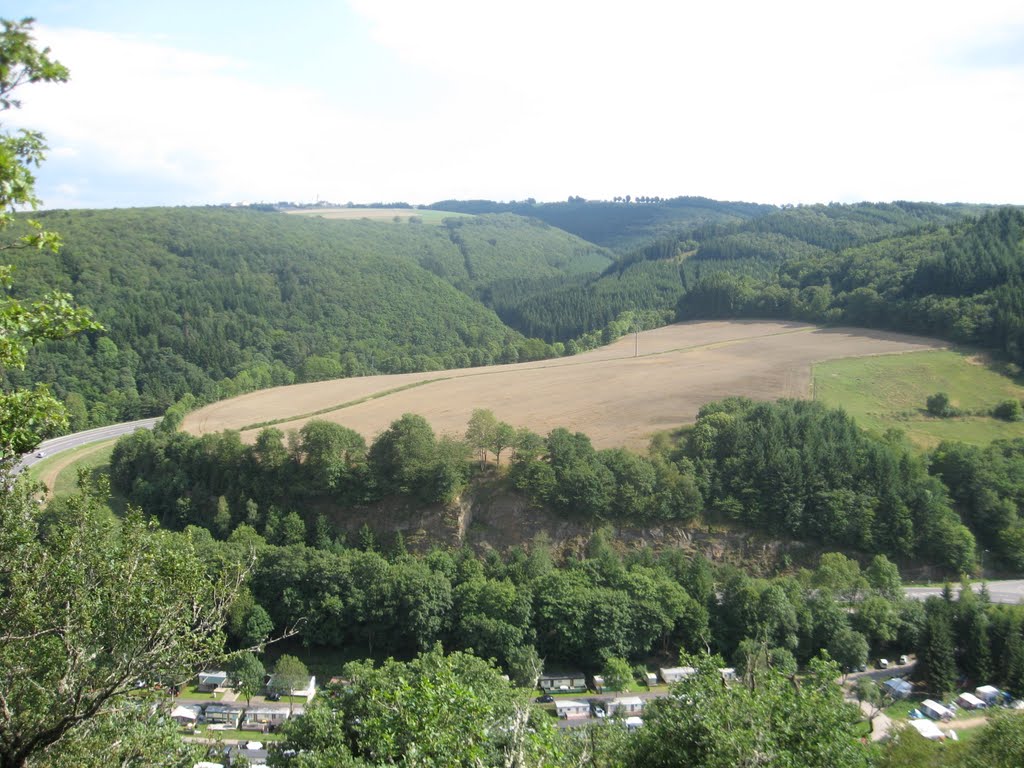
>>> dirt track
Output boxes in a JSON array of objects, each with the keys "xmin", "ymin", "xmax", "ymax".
[{"xmin": 183, "ymin": 321, "xmax": 946, "ymax": 451}]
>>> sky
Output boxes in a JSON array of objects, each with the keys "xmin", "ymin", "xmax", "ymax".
[{"xmin": 7, "ymin": 0, "xmax": 1024, "ymax": 209}]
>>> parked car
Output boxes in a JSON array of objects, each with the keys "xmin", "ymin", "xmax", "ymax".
[
  {"xmin": 593, "ymin": 706, "xmax": 607, "ymax": 719},
  {"xmin": 535, "ymin": 694, "xmax": 554, "ymax": 703},
  {"xmin": 899, "ymin": 655, "xmax": 910, "ymax": 665},
  {"xmin": 878, "ymin": 658, "xmax": 889, "ymax": 669}
]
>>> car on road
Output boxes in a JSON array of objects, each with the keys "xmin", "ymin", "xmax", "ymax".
[
  {"xmin": 35, "ymin": 451, "xmax": 45, "ymax": 458},
  {"xmin": 535, "ymin": 694, "xmax": 554, "ymax": 703}
]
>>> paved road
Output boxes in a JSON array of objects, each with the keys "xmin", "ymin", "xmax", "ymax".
[
  {"xmin": 905, "ymin": 580, "xmax": 1024, "ymax": 605},
  {"xmin": 17, "ymin": 418, "xmax": 160, "ymax": 472}
]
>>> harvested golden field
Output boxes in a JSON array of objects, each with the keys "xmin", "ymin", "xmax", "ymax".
[{"xmin": 183, "ymin": 321, "xmax": 946, "ymax": 451}]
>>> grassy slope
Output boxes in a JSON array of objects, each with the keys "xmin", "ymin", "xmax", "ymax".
[
  {"xmin": 813, "ymin": 350, "xmax": 1024, "ymax": 448},
  {"xmin": 29, "ymin": 440, "xmax": 116, "ymax": 495}
]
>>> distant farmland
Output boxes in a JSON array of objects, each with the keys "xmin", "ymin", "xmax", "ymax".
[{"xmin": 183, "ymin": 321, "xmax": 946, "ymax": 451}]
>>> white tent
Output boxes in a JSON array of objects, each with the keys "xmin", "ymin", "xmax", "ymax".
[
  {"xmin": 921, "ymin": 699, "xmax": 953, "ymax": 720},
  {"xmin": 957, "ymin": 692, "xmax": 986, "ymax": 710},
  {"xmin": 883, "ymin": 678, "xmax": 912, "ymax": 700},
  {"xmin": 975, "ymin": 685, "xmax": 1001, "ymax": 704},
  {"xmin": 910, "ymin": 720, "xmax": 944, "ymax": 741}
]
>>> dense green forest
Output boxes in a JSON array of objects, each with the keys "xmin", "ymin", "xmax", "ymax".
[
  {"xmin": 421, "ymin": 196, "xmax": 774, "ymax": 251},
  {"xmin": 110, "ymin": 398, "xmax": 992, "ymax": 575},
  {"xmin": 492, "ymin": 201, "xmax": 997, "ymax": 343},
  {"xmin": 3, "ymin": 208, "xmax": 615, "ymax": 427},
  {"xmin": 679, "ymin": 207, "xmax": 1024, "ymax": 366}
]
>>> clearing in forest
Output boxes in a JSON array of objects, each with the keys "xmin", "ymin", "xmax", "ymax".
[
  {"xmin": 183, "ymin": 321, "xmax": 946, "ymax": 451},
  {"xmin": 813, "ymin": 349, "xmax": 1024, "ymax": 448}
]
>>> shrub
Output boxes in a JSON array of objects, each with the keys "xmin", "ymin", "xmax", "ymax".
[
  {"xmin": 926, "ymin": 392, "xmax": 956, "ymax": 418},
  {"xmin": 992, "ymin": 399, "xmax": 1024, "ymax": 422}
]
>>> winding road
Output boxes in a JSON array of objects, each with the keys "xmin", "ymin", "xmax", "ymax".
[
  {"xmin": 904, "ymin": 580, "xmax": 1024, "ymax": 605},
  {"xmin": 17, "ymin": 418, "xmax": 160, "ymax": 473}
]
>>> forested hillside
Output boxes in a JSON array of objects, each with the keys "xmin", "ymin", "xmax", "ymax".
[
  {"xmin": 680, "ymin": 207, "xmax": 1024, "ymax": 366},
  {"xmin": 112, "ymin": 399, "xmax": 980, "ymax": 572},
  {"xmin": 7, "ymin": 200, "xmax": 1020, "ymax": 434},
  {"xmin": 4, "ymin": 208, "xmax": 611, "ymax": 428},
  {"xmin": 485, "ymin": 201, "xmax": 988, "ymax": 343},
  {"xmin": 422, "ymin": 196, "xmax": 774, "ymax": 251}
]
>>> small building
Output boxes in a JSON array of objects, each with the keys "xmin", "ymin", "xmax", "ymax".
[
  {"xmin": 266, "ymin": 674, "xmax": 317, "ymax": 702},
  {"xmin": 170, "ymin": 704, "xmax": 200, "ymax": 726},
  {"xmin": 645, "ymin": 672, "xmax": 658, "ymax": 687},
  {"xmin": 921, "ymin": 699, "xmax": 954, "ymax": 721},
  {"xmin": 883, "ymin": 678, "xmax": 912, "ymax": 700},
  {"xmin": 975, "ymin": 685, "xmax": 1001, "ymax": 704},
  {"xmin": 659, "ymin": 666, "xmax": 696, "ymax": 684},
  {"xmin": 539, "ymin": 671, "xmax": 587, "ymax": 693},
  {"xmin": 230, "ymin": 744, "xmax": 269, "ymax": 767},
  {"xmin": 592, "ymin": 675, "xmax": 605, "ymax": 692},
  {"xmin": 609, "ymin": 696, "xmax": 644, "ymax": 715},
  {"xmin": 196, "ymin": 670, "xmax": 229, "ymax": 693},
  {"xmin": 956, "ymin": 692, "xmax": 986, "ymax": 710},
  {"xmin": 241, "ymin": 706, "xmax": 291, "ymax": 732},
  {"xmin": 203, "ymin": 704, "xmax": 243, "ymax": 728},
  {"xmin": 910, "ymin": 719, "xmax": 945, "ymax": 741},
  {"xmin": 554, "ymin": 700, "xmax": 590, "ymax": 719},
  {"xmin": 624, "ymin": 716, "xmax": 643, "ymax": 730},
  {"xmin": 719, "ymin": 667, "xmax": 737, "ymax": 682}
]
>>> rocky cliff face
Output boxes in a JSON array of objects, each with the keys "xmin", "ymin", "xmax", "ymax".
[{"xmin": 327, "ymin": 482, "xmax": 813, "ymax": 574}]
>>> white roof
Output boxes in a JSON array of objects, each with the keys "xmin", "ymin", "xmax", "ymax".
[
  {"xmin": 976, "ymin": 685, "xmax": 1000, "ymax": 696},
  {"xmin": 554, "ymin": 699, "xmax": 588, "ymax": 709},
  {"xmin": 921, "ymin": 699, "xmax": 953, "ymax": 718},
  {"xmin": 624, "ymin": 716, "xmax": 643, "ymax": 726},
  {"xmin": 957, "ymin": 692, "xmax": 984, "ymax": 706},
  {"xmin": 910, "ymin": 720, "xmax": 944, "ymax": 740},
  {"xmin": 612, "ymin": 697, "xmax": 644, "ymax": 707},
  {"xmin": 170, "ymin": 705, "xmax": 199, "ymax": 720},
  {"xmin": 660, "ymin": 666, "xmax": 696, "ymax": 676}
]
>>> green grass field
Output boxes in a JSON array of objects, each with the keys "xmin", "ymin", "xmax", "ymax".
[
  {"xmin": 179, "ymin": 684, "xmax": 224, "ymax": 701},
  {"xmin": 30, "ymin": 440, "xmax": 117, "ymax": 496},
  {"xmin": 813, "ymin": 350, "xmax": 1024, "ymax": 448}
]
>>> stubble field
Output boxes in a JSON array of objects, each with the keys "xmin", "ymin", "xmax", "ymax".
[{"xmin": 183, "ymin": 321, "xmax": 946, "ymax": 451}]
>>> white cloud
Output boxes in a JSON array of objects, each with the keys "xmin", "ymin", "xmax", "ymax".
[{"xmin": 8, "ymin": 3, "xmax": 1024, "ymax": 207}]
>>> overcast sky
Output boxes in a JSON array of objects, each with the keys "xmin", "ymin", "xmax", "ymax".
[{"xmin": 8, "ymin": 0, "xmax": 1024, "ymax": 209}]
